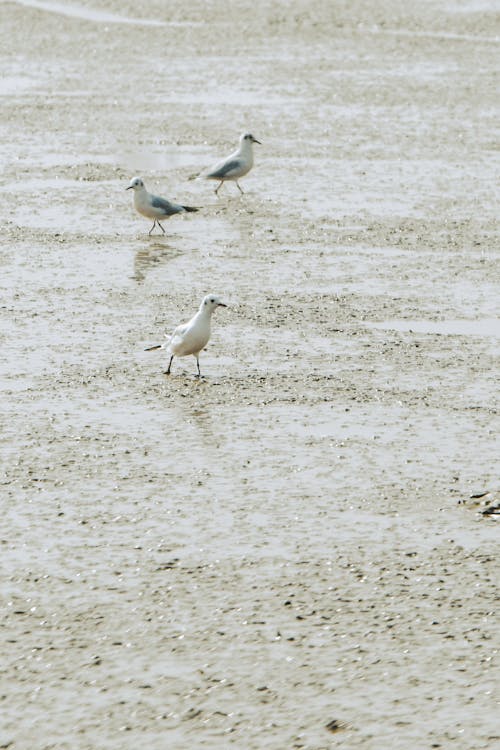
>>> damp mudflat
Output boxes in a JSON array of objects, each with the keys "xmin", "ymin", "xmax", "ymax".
[
  {"xmin": 0, "ymin": 2, "xmax": 499, "ymax": 749},
  {"xmin": 368, "ymin": 317, "xmax": 500, "ymax": 338}
]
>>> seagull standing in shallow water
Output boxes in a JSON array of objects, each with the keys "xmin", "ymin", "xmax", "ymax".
[
  {"xmin": 202, "ymin": 132, "xmax": 261, "ymax": 195},
  {"xmin": 145, "ymin": 295, "xmax": 227, "ymax": 377},
  {"xmin": 126, "ymin": 176, "xmax": 198, "ymax": 235}
]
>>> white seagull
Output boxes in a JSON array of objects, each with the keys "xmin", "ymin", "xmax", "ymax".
[
  {"xmin": 202, "ymin": 132, "xmax": 261, "ymax": 195},
  {"xmin": 145, "ymin": 294, "xmax": 227, "ymax": 377},
  {"xmin": 126, "ymin": 176, "xmax": 198, "ymax": 235}
]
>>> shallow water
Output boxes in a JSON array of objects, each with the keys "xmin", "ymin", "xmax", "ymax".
[
  {"xmin": 368, "ymin": 317, "xmax": 500, "ymax": 337},
  {"xmin": 116, "ymin": 146, "xmax": 214, "ymax": 174},
  {"xmin": 11, "ymin": 0, "xmax": 172, "ymax": 26}
]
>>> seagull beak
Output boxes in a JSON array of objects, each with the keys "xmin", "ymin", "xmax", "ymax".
[
  {"xmin": 126, "ymin": 185, "xmax": 133, "ymax": 190},
  {"xmin": 218, "ymin": 302, "xmax": 227, "ymax": 308},
  {"xmin": 252, "ymin": 138, "xmax": 261, "ymax": 144}
]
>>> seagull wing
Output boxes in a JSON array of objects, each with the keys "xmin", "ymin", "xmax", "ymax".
[
  {"xmin": 206, "ymin": 157, "xmax": 244, "ymax": 180},
  {"xmin": 166, "ymin": 321, "xmax": 190, "ymax": 349},
  {"xmin": 151, "ymin": 194, "xmax": 185, "ymax": 216}
]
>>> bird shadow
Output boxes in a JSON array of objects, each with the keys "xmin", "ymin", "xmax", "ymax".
[{"xmin": 131, "ymin": 241, "xmax": 183, "ymax": 282}]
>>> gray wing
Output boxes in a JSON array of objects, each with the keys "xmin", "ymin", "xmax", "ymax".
[
  {"xmin": 206, "ymin": 158, "xmax": 243, "ymax": 180},
  {"xmin": 151, "ymin": 194, "xmax": 185, "ymax": 216}
]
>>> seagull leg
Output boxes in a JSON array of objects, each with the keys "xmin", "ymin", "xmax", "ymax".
[
  {"xmin": 148, "ymin": 220, "xmax": 156, "ymax": 235},
  {"xmin": 195, "ymin": 356, "xmax": 201, "ymax": 378},
  {"xmin": 214, "ymin": 181, "xmax": 223, "ymax": 195},
  {"xmin": 236, "ymin": 181, "xmax": 245, "ymax": 195},
  {"xmin": 157, "ymin": 221, "xmax": 166, "ymax": 234},
  {"xmin": 164, "ymin": 355, "xmax": 174, "ymax": 375}
]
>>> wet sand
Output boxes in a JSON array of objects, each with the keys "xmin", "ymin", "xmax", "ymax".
[{"xmin": 1, "ymin": 1, "xmax": 499, "ymax": 748}]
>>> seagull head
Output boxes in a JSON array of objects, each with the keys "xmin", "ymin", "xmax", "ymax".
[
  {"xmin": 201, "ymin": 295, "xmax": 227, "ymax": 313},
  {"xmin": 241, "ymin": 132, "xmax": 261, "ymax": 145},
  {"xmin": 126, "ymin": 176, "xmax": 146, "ymax": 191}
]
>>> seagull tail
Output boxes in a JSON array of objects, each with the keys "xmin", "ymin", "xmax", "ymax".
[
  {"xmin": 144, "ymin": 344, "xmax": 163, "ymax": 351},
  {"xmin": 182, "ymin": 205, "xmax": 199, "ymax": 213}
]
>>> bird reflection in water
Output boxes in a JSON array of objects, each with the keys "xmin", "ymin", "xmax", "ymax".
[{"xmin": 132, "ymin": 241, "xmax": 182, "ymax": 282}]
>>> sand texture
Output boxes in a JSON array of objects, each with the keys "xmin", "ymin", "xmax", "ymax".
[{"xmin": 0, "ymin": 1, "xmax": 499, "ymax": 748}]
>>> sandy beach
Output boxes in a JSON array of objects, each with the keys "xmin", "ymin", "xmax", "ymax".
[{"xmin": 1, "ymin": 1, "xmax": 499, "ymax": 748}]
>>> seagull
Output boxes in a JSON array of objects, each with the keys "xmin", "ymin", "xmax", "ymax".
[
  {"xmin": 202, "ymin": 132, "xmax": 261, "ymax": 195},
  {"xmin": 126, "ymin": 176, "xmax": 198, "ymax": 235},
  {"xmin": 145, "ymin": 294, "xmax": 227, "ymax": 377}
]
